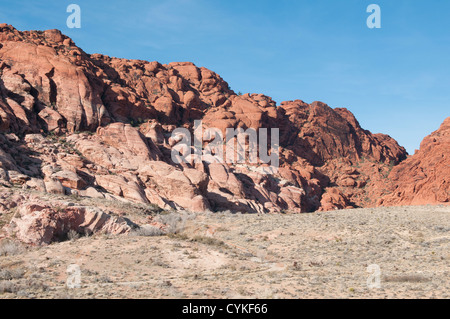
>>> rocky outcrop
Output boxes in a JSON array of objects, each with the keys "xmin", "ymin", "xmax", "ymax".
[
  {"xmin": 0, "ymin": 24, "xmax": 445, "ymax": 215},
  {"xmin": 6, "ymin": 201, "xmax": 131, "ymax": 245},
  {"xmin": 379, "ymin": 117, "xmax": 450, "ymax": 206}
]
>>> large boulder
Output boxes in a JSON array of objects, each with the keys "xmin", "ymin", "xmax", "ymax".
[{"xmin": 7, "ymin": 202, "xmax": 131, "ymax": 245}]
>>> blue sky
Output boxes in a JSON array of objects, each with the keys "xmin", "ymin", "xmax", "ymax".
[{"xmin": 1, "ymin": 0, "xmax": 449, "ymax": 154}]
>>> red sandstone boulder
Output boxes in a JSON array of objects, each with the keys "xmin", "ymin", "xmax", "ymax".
[
  {"xmin": 38, "ymin": 108, "xmax": 64, "ymax": 132},
  {"xmin": 319, "ymin": 188, "xmax": 352, "ymax": 212},
  {"xmin": 97, "ymin": 123, "xmax": 162, "ymax": 162},
  {"xmin": 52, "ymin": 170, "xmax": 87, "ymax": 190},
  {"xmin": 6, "ymin": 202, "xmax": 131, "ymax": 245},
  {"xmin": 138, "ymin": 161, "xmax": 210, "ymax": 212}
]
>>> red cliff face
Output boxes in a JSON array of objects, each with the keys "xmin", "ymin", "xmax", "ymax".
[
  {"xmin": 0, "ymin": 24, "xmax": 445, "ymax": 213},
  {"xmin": 378, "ymin": 117, "xmax": 450, "ymax": 206}
]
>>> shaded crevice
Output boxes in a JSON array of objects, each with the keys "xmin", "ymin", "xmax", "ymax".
[{"xmin": 45, "ymin": 68, "xmax": 57, "ymax": 106}]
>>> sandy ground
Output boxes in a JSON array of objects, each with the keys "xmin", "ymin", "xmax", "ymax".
[{"xmin": 0, "ymin": 204, "xmax": 448, "ymax": 299}]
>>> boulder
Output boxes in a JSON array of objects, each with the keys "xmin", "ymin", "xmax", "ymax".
[{"xmin": 7, "ymin": 202, "xmax": 131, "ymax": 245}]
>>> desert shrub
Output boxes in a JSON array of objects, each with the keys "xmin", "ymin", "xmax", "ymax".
[
  {"xmin": 0, "ymin": 241, "xmax": 24, "ymax": 257},
  {"xmin": 0, "ymin": 281, "xmax": 20, "ymax": 294},
  {"xmin": 134, "ymin": 225, "xmax": 165, "ymax": 237},
  {"xmin": 156, "ymin": 213, "xmax": 188, "ymax": 234},
  {"xmin": 0, "ymin": 268, "xmax": 25, "ymax": 280},
  {"xmin": 67, "ymin": 229, "xmax": 80, "ymax": 241},
  {"xmin": 168, "ymin": 233, "xmax": 189, "ymax": 241},
  {"xmin": 133, "ymin": 211, "xmax": 194, "ymax": 237},
  {"xmin": 95, "ymin": 275, "xmax": 113, "ymax": 283},
  {"xmin": 191, "ymin": 236, "xmax": 225, "ymax": 247},
  {"xmin": 110, "ymin": 200, "xmax": 163, "ymax": 216},
  {"xmin": 23, "ymin": 278, "xmax": 48, "ymax": 292}
]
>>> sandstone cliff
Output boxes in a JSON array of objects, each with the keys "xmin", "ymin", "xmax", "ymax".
[{"xmin": 0, "ymin": 24, "xmax": 446, "ymax": 214}]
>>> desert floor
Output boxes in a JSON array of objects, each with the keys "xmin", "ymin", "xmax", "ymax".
[{"xmin": 0, "ymin": 203, "xmax": 448, "ymax": 299}]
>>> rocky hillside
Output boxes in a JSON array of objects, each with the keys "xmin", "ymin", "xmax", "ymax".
[
  {"xmin": 379, "ymin": 117, "xmax": 449, "ymax": 206},
  {"xmin": 0, "ymin": 24, "xmax": 447, "ymax": 215}
]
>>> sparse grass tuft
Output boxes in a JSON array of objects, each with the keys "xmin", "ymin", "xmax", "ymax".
[
  {"xmin": 191, "ymin": 236, "xmax": 225, "ymax": 247},
  {"xmin": 168, "ymin": 233, "xmax": 189, "ymax": 241},
  {"xmin": 67, "ymin": 230, "xmax": 80, "ymax": 241}
]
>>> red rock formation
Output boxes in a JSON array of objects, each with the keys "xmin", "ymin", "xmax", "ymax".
[
  {"xmin": 1, "ymin": 24, "xmax": 444, "ymax": 215},
  {"xmin": 379, "ymin": 118, "xmax": 450, "ymax": 206},
  {"xmin": 6, "ymin": 202, "xmax": 131, "ymax": 245}
]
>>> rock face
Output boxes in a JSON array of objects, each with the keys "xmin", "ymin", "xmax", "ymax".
[
  {"xmin": 379, "ymin": 117, "xmax": 450, "ymax": 206},
  {"xmin": 0, "ymin": 24, "xmax": 446, "ymax": 216},
  {"xmin": 6, "ymin": 201, "xmax": 131, "ymax": 245}
]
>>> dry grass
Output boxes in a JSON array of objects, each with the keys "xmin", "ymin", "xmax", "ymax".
[
  {"xmin": 0, "ymin": 281, "xmax": 20, "ymax": 294},
  {"xmin": 0, "ymin": 241, "xmax": 24, "ymax": 257},
  {"xmin": 66, "ymin": 230, "xmax": 80, "ymax": 241},
  {"xmin": 156, "ymin": 214, "xmax": 185, "ymax": 234},
  {"xmin": 191, "ymin": 236, "xmax": 225, "ymax": 247},
  {"xmin": 133, "ymin": 225, "xmax": 165, "ymax": 237}
]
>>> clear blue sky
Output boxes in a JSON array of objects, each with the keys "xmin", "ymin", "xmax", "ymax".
[{"xmin": 1, "ymin": 0, "xmax": 449, "ymax": 154}]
